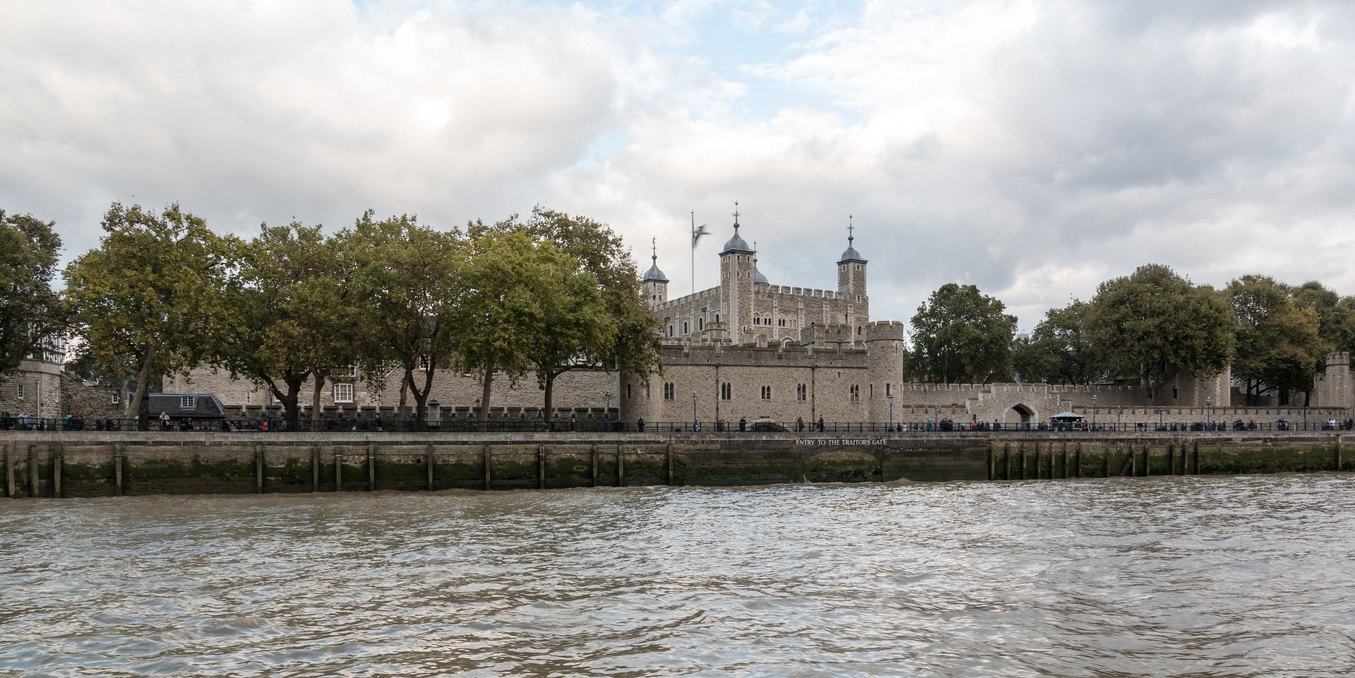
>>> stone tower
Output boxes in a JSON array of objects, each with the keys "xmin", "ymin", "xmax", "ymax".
[
  {"xmin": 1316, "ymin": 351, "xmax": 1352, "ymax": 409},
  {"xmin": 642, "ymin": 238, "xmax": 668, "ymax": 311},
  {"xmin": 865, "ymin": 321, "xmax": 905, "ymax": 423},
  {"xmin": 719, "ymin": 205, "xmax": 756, "ymax": 344},
  {"xmin": 837, "ymin": 217, "xmax": 869, "ymax": 342}
]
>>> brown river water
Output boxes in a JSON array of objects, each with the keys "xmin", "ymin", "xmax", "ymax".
[{"xmin": 2, "ymin": 475, "xmax": 1354, "ymax": 677}]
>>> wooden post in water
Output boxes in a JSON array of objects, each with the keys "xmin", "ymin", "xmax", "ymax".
[
  {"xmin": 591, "ymin": 445, "xmax": 598, "ymax": 487},
  {"xmin": 367, "ymin": 445, "xmax": 375, "ymax": 491},
  {"xmin": 255, "ymin": 444, "xmax": 264, "ymax": 494},
  {"xmin": 986, "ymin": 442, "xmax": 994, "ymax": 481},
  {"xmin": 4, "ymin": 443, "xmax": 12, "ymax": 497},
  {"xmin": 1336, "ymin": 435, "xmax": 1342, "ymax": 472},
  {"xmin": 1102, "ymin": 445, "xmax": 1109, "ymax": 478},
  {"xmin": 1167, "ymin": 442, "xmax": 1174, "ymax": 476},
  {"xmin": 666, "ymin": 443, "xmax": 674, "ymax": 486},
  {"xmin": 537, "ymin": 445, "xmax": 545, "ymax": 490},
  {"xmin": 482, "ymin": 445, "xmax": 491, "ymax": 491},
  {"xmin": 334, "ymin": 451, "xmax": 343, "ymax": 491},
  {"xmin": 1019, "ymin": 444, "xmax": 1027, "ymax": 480},
  {"xmin": 28, "ymin": 446, "xmax": 39, "ymax": 498},
  {"xmin": 1033, "ymin": 443, "xmax": 1041, "ymax": 480},
  {"xmin": 616, "ymin": 445, "xmax": 624, "ymax": 487},
  {"xmin": 426, "ymin": 445, "xmax": 435, "ymax": 491},
  {"xmin": 311, "ymin": 447, "xmax": 320, "ymax": 492},
  {"xmin": 1144, "ymin": 445, "xmax": 1150, "ymax": 477},
  {"xmin": 1130, "ymin": 446, "xmax": 1136, "ymax": 477},
  {"xmin": 114, "ymin": 453, "xmax": 123, "ymax": 496},
  {"xmin": 1004, "ymin": 443, "xmax": 1011, "ymax": 480},
  {"xmin": 1074, "ymin": 442, "xmax": 1082, "ymax": 478},
  {"xmin": 1192, "ymin": 440, "xmax": 1200, "ymax": 475},
  {"xmin": 53, "ymin": 444, "xmax": 62, "ymax": 498}
]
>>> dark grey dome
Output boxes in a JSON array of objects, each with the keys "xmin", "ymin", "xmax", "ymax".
[
  {"xmin": 753, "ymin": 267, "xmax": 768, "ymax": 284},
  {"xmin": 643, "ymin": 262, "xmax": 668, "ymax": 283},
  {"xmin": 722, "ymin": 231, "xmax": 752, "ymax": 254},
  {"xmin": 839, "ymin": 245, "xmax": 866, "ymax": 263}
]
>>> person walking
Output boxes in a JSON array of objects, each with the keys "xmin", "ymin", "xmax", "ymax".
[
  {"xmin": 796, "ymin": 417, "xmax": 804, "ymax": 432},
  {"xmin": 159, "ymin": 411, "xmax": 170, "ymax": 430}
]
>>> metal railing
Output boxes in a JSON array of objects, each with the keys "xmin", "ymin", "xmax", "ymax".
[{"xmin": 3, "ymin": 416, "xmax": 1353, "ymax": 434}]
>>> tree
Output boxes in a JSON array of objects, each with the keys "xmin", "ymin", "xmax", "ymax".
[
  {"xmin": 451, "ymin": 222, "xmax": 572, "ymax": 427},
  {"xmin": 908, "ymin": 283, "xmax": 1016, "ymax": 384},
  {"xmin": 346, "ymin": 212, "xmax": 463, "ymax": 428},
  {"xmin": 0, "ymin": 210, "xmax": 65, "ymax": 376},
  {"xmin": 1088, "ymin": 264, "xmax": 1234, "ymax": 400},
  {"xmin": 1012, "ymin": 300, "xmax": 1105, "ymax": 384},
  {"xmin": 1290, "ymin": 281, "xmax": 1355, "ymax": 356},
  {"xmin": 63, "ymin": 203, "xmax": 230, "ymax": 429},
  {"xmin": 213, "ymin": 222, "xmax": 357, "ymax": 428},
  {"xmin": 520, "ymin": 207, "xmax": 663, "ymax": 415},
  {"xmin": 1228, "ymin": 276, "xmax": 1327, "ymax": 406}
]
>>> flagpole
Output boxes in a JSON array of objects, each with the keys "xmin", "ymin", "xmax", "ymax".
[{"xmin": 691, "ymin": 211, "xmax": 696, "ymax": 296}]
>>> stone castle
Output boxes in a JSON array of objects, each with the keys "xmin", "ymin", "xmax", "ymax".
[{"xmin": 3, "ymin": 211, "xmax": 1354, "ymax": 428}]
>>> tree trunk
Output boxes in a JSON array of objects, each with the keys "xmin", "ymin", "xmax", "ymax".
[
  {"xmin": 407, "ymin": 364, "xmax": 437, "ymax": 431},
  {"xmin": 310, "ymin": 369, "xmax": 327, "ymax": 427},
  {"xmin": 543, "ymin": 372, "xmax": 556, "ymax": 418},
  {"xmin": 479, "ymin": 368, "xmax": 494, "ymax": 430},
  {"xmin": 131, "ymin": 345, "xmax": 156, "ymax": 431}
]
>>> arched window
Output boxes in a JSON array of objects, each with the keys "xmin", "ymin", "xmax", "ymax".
[
  {"xmin": 683, "ymin": 321, "xmax": 689, "ymax": 334},
  {"xmin": 698, "ymin": 318, "xmax": 704, "ymax": 331}
]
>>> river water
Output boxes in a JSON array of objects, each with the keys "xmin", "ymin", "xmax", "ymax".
[{"xmin": 2, "ymin": 475, "xmax": 1353, "ymax": 677}]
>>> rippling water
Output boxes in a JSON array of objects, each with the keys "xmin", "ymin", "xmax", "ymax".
[{"xmin": 2, "ymin": 475, "xmax": 1354, "ymax": 677}]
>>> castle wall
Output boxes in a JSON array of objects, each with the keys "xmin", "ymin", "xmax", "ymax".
[
  {"xmin": 0, "ymin": 359, "xmax": 62, "ymax": 419},
  {"xmin": 1313, "ymin": 352, "xmax": 1352, "ymax": 410}
]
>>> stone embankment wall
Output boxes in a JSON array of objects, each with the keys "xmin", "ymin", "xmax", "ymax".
[{"xmin": 0, "ymin": 432, "xmax": 1348, "ymax": 498}]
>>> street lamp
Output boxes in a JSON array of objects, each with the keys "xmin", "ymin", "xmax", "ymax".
[
  {"xmin": 1206, "ymin": 397, "xmax": 1213, "ymax": 431},
  {"xmin": 888, "ymin": 393, "xmax": 894, "ymax": 432},
  {"xmin": 1091, "ymin": 395, "xmax": 1097, "ymax": 432},
  {"xmin": 605, "ymin": 391, "xmax": 611, "ymax": 433},
  {"xmin": 692, "ymin": 391, "xmax": 698, "ymax": 433}
]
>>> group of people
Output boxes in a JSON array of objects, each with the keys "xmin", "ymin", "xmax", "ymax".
[{"xmin": 0, "ymin": 411, "xmax": 35, "ymax": 430}]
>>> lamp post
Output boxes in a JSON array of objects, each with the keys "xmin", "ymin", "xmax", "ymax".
[
  {"xmin": 605, "ymin": 391, "xmax": 611, "ymax": 433},
  {"xmin": 1206, "ymin": 397, "xmax": 1213, "ymax": 431},
  {"xmin": 1117, "ymin": 406, "xmax": 1122, "ymax": 432},
  {"xmin": 692, "ymin": 391, "xmax": 698, "ymax": 433},
  {"xmin": 1091, "ymin": 395, "xmax": 1097, "ymax": 432},
  {"xmin": 888, "ymin": 394, "xmax": 894, "ymax": 432}
]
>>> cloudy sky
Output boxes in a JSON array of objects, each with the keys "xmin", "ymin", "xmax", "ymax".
[{"xmin": 3, "ymin": 0, "xmax": 1354, "ymax": 331}]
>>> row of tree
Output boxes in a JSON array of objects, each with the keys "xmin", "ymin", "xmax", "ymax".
[
  {"xmin": 907, "ymin": 264, "xmax": 1355, "ymax": 405},
  {"xmin": 2, "ymin": 203, "xmax": 663, "ymax": 429}
]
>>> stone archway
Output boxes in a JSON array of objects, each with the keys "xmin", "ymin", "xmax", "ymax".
[{"xmin": 1009, "ymin": 403, "xmax": 1034, "ymax": 425}]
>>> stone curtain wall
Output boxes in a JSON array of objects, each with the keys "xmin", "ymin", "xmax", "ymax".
[{"xmin": 0, "ymin": 360, "xmax": 62, "ymax": 419}]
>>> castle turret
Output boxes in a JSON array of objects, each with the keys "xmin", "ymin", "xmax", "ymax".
[
  {"xmin": 1315, "ymin": 351, "xmax": 1352, "ymax": 409},
  {"xmin": 866, "ymin": 321, "xmax": 905, "ymax": 423},
  {"xmin": 837, "ymin": 216, "xmax": 869, "ymax": 342},
  {"xmin": 642, "ymin": 238, "xmax": 668, "ymax": 312},
  {"xmin": 719, "ymin": 203, "xmax": 756, "ymax": 344}
]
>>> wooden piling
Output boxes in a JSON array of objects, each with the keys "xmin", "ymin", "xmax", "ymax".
[
  {"xmin": 1192, "ymin": 440, "xmax": 1200, "ymax": 475},
  {"xmin": 1033, "ymin": 444, "xmax": 1041, "ymax": 480},
  {"xmin": 29, "ymin": 446, "xmax": 39, "ymax": 498},
  {"xmin": 617, "ymin": 445, "xmax": 624, "ymax": 487},
  {"xmin": 334, "ymin": 451, "xmax": 343, "ymax": 491},
  {"xmin": 666, "ymin": 443, "xmax": 674, "ymax": 486},
  {"xmin": 4, "ymin": 443, "xmax": 12, "ymax": 497},
  {"xmin": 114, "ymin": 453, "xmax": 123, "ymax": 496},
  {"xmin": 1336, "ymin": 435, "xmax": 1342, "ymax": 472},
  {"xmin": 255, "ymin": 444, "xmax": 264, "ymax": 494},
  {"xmin": 591, "ymin": 445, "xmax": 598, "ymax": 487},
  {"xmin": 537, "ymin": 445, "xmax": 546, "ymax": 490},
  {"xmin": 483, "ymin": 445, "xmax": 491, "ymax": 491},
  {"xmin": 367, "ymin": 445, "xmax": 375, "ymax": 491},
  {"xmin": 1062, "ymin": 443, "xmax": 1069, "ymax": 479},
  {"xmin": 1130, "ymin": 446, "xmax": 1137, "ymax": 477},
  {"xmin": 53, "ymin": 444, "xmax": 62, "ymax": 498},
  {"xmin": 1019, "ymin": 444, "xmax": 1026, "ymax": 480},
  {"xmin": 1074, "ymin": 442, "xmax": 1082, "ymax": 478},
  {"xmin": 311, "ymin": 447, "xmax": 319, "ymax": 492},
  {"xmin": 986, "ymin": 442, "xmax": 994, "ymax": 481},
  {"xmin": 1004, "ymin": 443, "xmax": 1011, "ymax": 480},
  {"xmin": 426, "ymin": 445, "xmax": 435, "ymax": 491},
  {"xmin": 1167, "ymin": 442, "xmax": 1175, "ymax": 476}
]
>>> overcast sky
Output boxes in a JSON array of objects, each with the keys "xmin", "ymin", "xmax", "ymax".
[{"xmin": 4, "ymin": 0, "xmax": 1354, "ymax": 331}]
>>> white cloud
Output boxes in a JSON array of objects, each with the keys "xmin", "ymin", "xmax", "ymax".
[{"xmin": 3, "ymin": 0, "xmax": 1355, "ymax": 332}]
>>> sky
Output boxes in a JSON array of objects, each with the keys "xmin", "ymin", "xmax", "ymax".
[{"xmin": 3, "ymin": 0, "xmax": 1354, "ymax": 332}]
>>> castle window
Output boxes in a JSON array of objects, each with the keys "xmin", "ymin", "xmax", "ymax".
[
  {"xmin": 856, "ymin": 295, "xmax": 861, "ymax": 302},
  {"xmin": 111, "ymin": 391, "xmax": 120, "ymax": 404},
  {"xmin": 850, "ymin": 385, "xmax": 859, "ymax": 402},
  {"xmin": 698, "ymin": 318, "xmax": 704, "ymax": 331},
  {"xmin": 797, "ymin": 384, "xmax": 807, "ymax": 401},
  {"xmin": 722, "ymin": 383, "xmax": 731, "ymax": 400},
  {"xmin": 1173, "ymin": 386, "xmax": 1178, "ymax": 400},
  {"xmin": 180, "ymin": 396, "xmax": 196, "ymax": 409},
  {"xmin": 761, "ymin": 386, "xmax": 771, "ymax": 400},
  {"xmin": 334, "ymin": 383, "xmax": 354, "ymax": 404},
  {"xmin": 668, "ymin": 325, "xmax": 674, "ymax": 337},
  {"xmin": 683, "ymin": 321, "xmax": 689, "ymax": 334},
  {"xmin": 348, "ymin": 365, "xmax": 359, "ymax": 378},
  {"xmin": 886, "ymin": 383, "xmax": 891, "ymax": 396},
  {"xmin": 16, "ymin": 384, "xmax": 23, "ymax": 399},
  {"xmin": 857, "ymin": 326, "xmax": 861, "ymax": 335},
  {"xmin": 664, "ymin": 383, "xmax": 675, "ymax": 400},
  {"xmin": 627, "ymin": 384, "xmax": 632, "ymax": 399},
  {"xmin": 715, "ymin": 313, "xmax": 720, "ymax": 323}
]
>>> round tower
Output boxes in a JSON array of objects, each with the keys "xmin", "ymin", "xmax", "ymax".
[
  {"xmin": 642, "ymin": 238, "xmax": 668, "ymax": 311},
  {"xmin": 865, "ymin": 321, "xmax": 905, "ymax": 424}
]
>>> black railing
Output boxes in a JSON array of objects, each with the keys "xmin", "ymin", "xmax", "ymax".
[{"xmin": 2, "ymin": 416, "xmax": 1353, "ymax": 434}]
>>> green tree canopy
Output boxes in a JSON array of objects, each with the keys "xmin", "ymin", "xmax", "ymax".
[
  {"xmin": 63, "ymin": 203, "xmax": 231, "ymax": 429},
  {"xmin": 908, "ymin": 283, "xmax": 1016, "ymax": 384},
  {"xmin": 345, "ymin": 211, "xmax": 464, "ymax": 428},
  {"xmin": 1012, "ymin": 300, "xmax": 1105, "ymax": 385},
  {"xmin": 0, "ymin": 209, "xmax": 65, "ymax": 376},
  {"xmin": 214, "ymin": 221, "xmax": 357, "ymax": 427},
  {"xmin": 1228, "ymin": 275, "xmax": 1327, "ymax": 405},
  {"xmin": 1089, "ymin": 263, "xmax": 1234, "ymax": 399},
  {"xmin": 1290, "ymin": 281, "xmax": 1355, "ymax": 356},
  {"xmin": 520, "ymin": 207, "xmax": 662, "ymax": 414}
]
